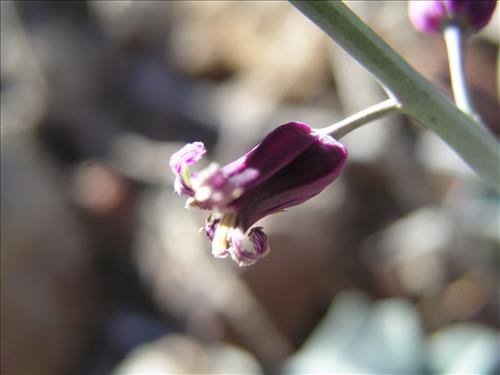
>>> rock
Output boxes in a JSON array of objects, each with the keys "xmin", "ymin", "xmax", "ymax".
[
  {"xmin": 1, "ymin": 135, "xmax": 96, "ymax": 374},
  {"xmin": 112, "ymin": 334, "xmax": 262, "ymax": 374}
]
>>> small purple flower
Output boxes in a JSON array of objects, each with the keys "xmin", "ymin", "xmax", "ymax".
[
  {"xmin": 409, "ymin": 0, "xmax": 496, "ymax": 33},
  {"xmin": 170, "ymin": 122, "xmax": 348, "ymax": 266}
]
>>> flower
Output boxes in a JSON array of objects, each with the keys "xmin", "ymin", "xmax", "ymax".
[
  {"xmin": 408, "ymin": 0, "xmax": 496, "ymax": 34},
  {"xmin": 170, "ymin": 122, "xmax": 348, "ymax": 266}
]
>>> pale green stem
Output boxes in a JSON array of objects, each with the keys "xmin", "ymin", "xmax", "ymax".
[
  {"xmin": 443, "ymin": 23, "xmax": 482, "ymax": 124},
  {"xmin": 316, "ymin": 98, "xmax": 401, "ymax": 139},
  {"xmin": 290, "ymin": 1, "xmax": 499, "ymax": 192}
]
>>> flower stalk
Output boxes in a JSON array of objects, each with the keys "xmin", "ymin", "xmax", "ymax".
[
  {"xmin": 442, "ymin": 23, "xmax": 481, "ymax": 123},
  {"xmin": 316, "ymin": 98, "xmax": 401, "ymax": 139},
  {"xmin": 290, "ymin": 0, "xmax": 499, "ymax": 192}
]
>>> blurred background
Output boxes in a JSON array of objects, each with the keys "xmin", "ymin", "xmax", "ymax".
[{"xmin": 1, "ymin": 1, "xmax": 499, "ymax": 374}]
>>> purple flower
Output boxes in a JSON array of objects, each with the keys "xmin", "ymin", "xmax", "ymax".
[
  {"xmin": 170, "ymin": 122, "xmax": 348, "ymax": 266},
  {"xmin": 409, "ymin": 0, "xmax": 496, "ymax": 33}
]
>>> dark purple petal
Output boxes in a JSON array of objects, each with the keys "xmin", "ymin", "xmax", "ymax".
[
  {"xmin": 449, "ymin": 0, "xmax": 497, "ymax": 30},
  {"xmin": 188, "ymin": 122, "xmax": 318, "ymax": 211},
  {"xmin": 222, "ymin": 122, "xmax": 317, "ymax": 191},
  {"xmin": 234, "ymin": 133, "xmax": 347, "ymax": 230}
]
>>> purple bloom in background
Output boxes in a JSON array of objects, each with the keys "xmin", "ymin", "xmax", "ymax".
[
  {"xmin": 409, "ymin": 0, "xmax": 497, "ymax": 33},
  {"xmin": 170, "ymin": 122, "xmax": 348, "ymax": 266}
]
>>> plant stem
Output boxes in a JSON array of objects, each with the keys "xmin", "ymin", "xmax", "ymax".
[
  {"xmin": 317, "ymin": 98, "xmax": 401, "ymax": 139},
  {"xmin": 443, "ymin": 23, "xmax": 482, "ymax": 123},
  {"xmin": 290, "ymin": 1, "xmax": 499, "ymax": 191}
]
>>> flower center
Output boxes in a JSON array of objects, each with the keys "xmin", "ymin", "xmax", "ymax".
[{"xmin": 211, "ymin": 212, "xmax": 238, "ymax": 257}]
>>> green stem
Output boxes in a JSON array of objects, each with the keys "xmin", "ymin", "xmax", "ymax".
[
  {"xmin": 317, "ymin": 98, "xmax": 401, "ymax": 139},
  {"xmin": 290, "ymin": 1, "xmax": 499, "ymax": 191},
  {"xmin": 443, "ymin": 23, "xmax": 482, "ymax": 123}
]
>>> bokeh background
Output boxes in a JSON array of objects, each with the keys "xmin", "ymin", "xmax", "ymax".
[{"xmin": 1, "ymin": 1, "xmax": 499, "ymax": 374}]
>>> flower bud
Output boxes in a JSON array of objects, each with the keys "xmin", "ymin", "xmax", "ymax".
[{"xmin": 408, "ymin": 0, "xmax": 496, "ymax": 34}]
